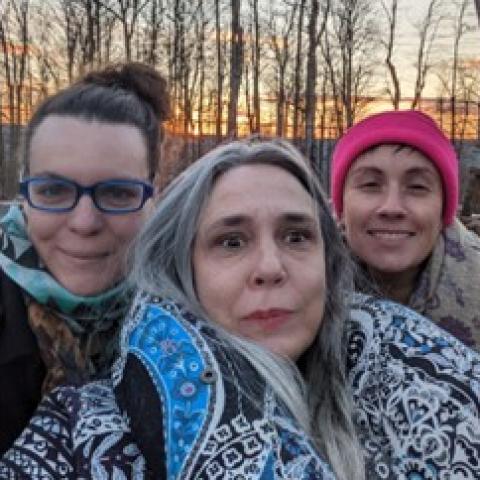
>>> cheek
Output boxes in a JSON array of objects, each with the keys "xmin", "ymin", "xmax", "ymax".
[
  {"xmin": 192, "ymin": 249, "xmax": 216, "ymax": 310},
  {"xmin": 419, "ymin": 200, "xmax": 443, "ymax": 237},
  {"xmin": 107, "ymin": 214, "xmax": 145, "ymax": 246},
  {"xmin": 302, "ymin": 257, "xmax": 326, "ymax": 315},
  {"xmin": 341, "ymin": 197, "xmax": 365, "ymax": 234},
  {"xmin": 194, "ymin": 262, "xmax": 219, "ymax": 307},
  {"xmin": 193, "ymin": 253, "xmax": 237, "ymax": 330},
  {"xmin": 24, "ymin": 209, "xmax": 61, "ymax": 250}
]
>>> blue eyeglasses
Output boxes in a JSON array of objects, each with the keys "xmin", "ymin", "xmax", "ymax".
[{"xmin": 19, "ymin": 177, "xmax": 154, "ymax": 214}]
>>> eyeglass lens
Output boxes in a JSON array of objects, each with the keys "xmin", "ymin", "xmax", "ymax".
[
  {"xmin": 28, "ymin": 179, "xmax": 145, "ymax": 211},
  {"xmin": 29, "ymin": 179, "xmax": 76, "ymax": 209},
  {"xmin": 95, "ymin": 183, "xmax": 144, "ymax": 210}
]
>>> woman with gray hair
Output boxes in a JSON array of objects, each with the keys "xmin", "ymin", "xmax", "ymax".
[{"xmin": 2, "ymin": 137, "xmax": 480, "ymax": 479}]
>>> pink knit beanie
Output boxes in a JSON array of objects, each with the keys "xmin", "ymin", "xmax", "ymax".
[{"xmin": 330, "ymin": 110, "xmax": 458, "ymax": 226}]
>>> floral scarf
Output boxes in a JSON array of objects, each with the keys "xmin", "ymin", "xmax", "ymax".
[
  {"xmin": 409, "ymin": 218, "xmax": 480, "ymax": 350},
  {"xmin": 0, "ymin": 205, "xmax": 131, "ymax": 392}
]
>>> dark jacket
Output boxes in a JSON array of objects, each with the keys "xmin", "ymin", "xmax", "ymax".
[{"xmin": 0, "ymin": 269, "xmax": 45, "ymax": 455}]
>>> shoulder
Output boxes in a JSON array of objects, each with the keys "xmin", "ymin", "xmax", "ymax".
[
  {"xmin": 347, "ymin": 293, "xmax": 480, "ymax": 380},
  {"xmin": 444, "ymin": 218, "xmax": 480, "ymax": 259},
  {"xmin": 347, "ymin": 293, "xmax": 480, "ymax": 478},
  {"xmin": 0, "ymin": 381, "xmax": 144, "ymax": 479}
]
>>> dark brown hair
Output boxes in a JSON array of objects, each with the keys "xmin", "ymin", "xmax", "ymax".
[{"xmin": 24, "ymin": 62, "xmax": 171, "ymax": 180}]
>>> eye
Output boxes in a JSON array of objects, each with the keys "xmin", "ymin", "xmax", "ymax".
[
  {"xmin": 102, "ymin": 185, "xmax": 138, "ymax": 199},
  {"xmin": 284, "ymin": 230, "xmax": 309, "ymax": 243},
  {"xmin": 407, "ymin": 183, "xmax": 431, "ymax": 195},
  {"xmin": 30, "ymin": 180, "xmax": 74, "ymax": 205},
  {"xmin": 283, "ymin": 228, "xmax": 317, "ymax": 249},
  {"xmin": 409, "ymin": 183, "xmax": 428, "ymax": 190},
  {"xmin": 359, "ymin": 181, "xmax": 380, "ymax": 190},
  {"xmin": 34, "ymin": 181, "xmax": 69, "ymax": 197},
  {"xmin": 98, "ymin": 183, "xmax": 142, "ymax": 207},
  {"xmin": 217, "ymin": 233, "xmax": 246, "ymax": 249}
]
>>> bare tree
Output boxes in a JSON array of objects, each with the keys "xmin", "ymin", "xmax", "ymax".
[
  {"xmin": 101, "ymin": 0, "xmax": 149, "ymax": 60},
  {"xmin": 214, "ymin": 0, "xmax": 225, "ymax": 141},
  {"xmin": 292, "ymin": 0, "xmax": 306, "ymax": 139},
  {"xmin": 380, "ymin": 0, "xmax": 400, "ymax": 109},
  {"xmin": 227, "ymin": 0, "xmax": 243, "ymax": 138},
  {"xmin": 196, "ymin": 0, "xmax": 207, "ymax": 145},
  {"xmin": 142, "ymin": 0, "xmax": 165, "ymax": 64},
  {"xmin": 252, "ymin": 0, "xmax": 261, "ymax": 133},
  {"xmin": 450, "ymin": 0, "xmax": 472, "ymax": 142},
  {"xmin": 305, "ymin": 0, "xmax": 329, "ymax": 160},
  {"xmin": 0, "ymin": 0, "xmax": 29, "ymax": 198},
  {"xmin": 320, "ymin": 0, "xmax": 380, "ymax": 137},
  {"xmin": 411, "ymin": 0, "xmax": 442, "ymax": 109},
  {"xmin": 268, "ymin": 1, "xmax": 297, "ymax": 136}
]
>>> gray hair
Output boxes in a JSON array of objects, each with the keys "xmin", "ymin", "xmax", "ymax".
[{"xmin": 129, "ymin": 137, "xmax": 364, "ymax": 480}]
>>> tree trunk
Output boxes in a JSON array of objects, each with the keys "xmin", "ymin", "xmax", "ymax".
[
  {"xmin": 293, "ymin": 0, "xmax": 306, "ymax": 139},
  {"xmin": 305, "ymin": 0, "xmax": 319, "ymax": 160},
  {"xmin": 252, "ymin": 0, "xmax": 260, "ymax": 133},
  {"xmin": 215, "ymin": 0, "xmax": 224, "ymax": 141},
  {"xmin": 227, "ymin": 0, "xmax": 243, "ymax": 138}
]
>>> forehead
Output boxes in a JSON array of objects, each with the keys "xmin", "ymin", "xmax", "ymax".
[
  {"xmin": 350, "ymin": 144, "xmax": 438, "ymax": 176},
  {"xmin": 202, "ymin": 164, "xmax": 317, "ymax": 219},
  {"xmin": 29, "ymin": 115, "xmax": 148, "ymax": 180}
]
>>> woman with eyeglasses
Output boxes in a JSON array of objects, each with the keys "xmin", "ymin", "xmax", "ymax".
[{"xmin": 0, "ymin": 62, "xmax": 170, "ymax": 454}]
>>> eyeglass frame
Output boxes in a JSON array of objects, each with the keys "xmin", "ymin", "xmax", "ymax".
[{"xmin": 19, "ymin": 177, "xmax": 154, "ymax": 214}]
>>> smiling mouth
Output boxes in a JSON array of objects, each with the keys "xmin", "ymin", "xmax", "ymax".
[
  {"xmin": 367, "ymin": 230, "xmax": 413, "ymax": 239},
  {"xmin": 60, "ymin": 249, "xmax": 109, "ymax": 260}
]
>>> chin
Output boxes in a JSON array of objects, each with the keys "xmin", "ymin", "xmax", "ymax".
[{"xmin": 60, "ymin": 277, "xmax": 119, "ymax": 297}]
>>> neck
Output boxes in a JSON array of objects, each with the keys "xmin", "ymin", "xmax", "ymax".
[{"xmin": 368, "ymin": 267, "xmax": 420, "ymax": 305}]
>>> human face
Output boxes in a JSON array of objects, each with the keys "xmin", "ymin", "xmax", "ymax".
[
  {"xmin": 193, "ymin": 164, "xmax": 326, "ymax": 360},
  {"xmin": 24, "ymin": 115, "xmax": 151, "ymax": 296},
  {"xmin": 341, "ymin": 144, "xmax": 443, "ymax": 281}
]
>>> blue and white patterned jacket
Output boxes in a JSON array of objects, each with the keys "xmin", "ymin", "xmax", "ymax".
[
  {"xmin": 0, "ymin": 294, "xmax": 334, "ymax": 479},
  {"xmin": 1, "ymin": 293, "xmax": 480, "ymax": 479}
]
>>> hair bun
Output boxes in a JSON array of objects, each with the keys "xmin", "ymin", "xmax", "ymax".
[{"xmin": 82, "ymin": 62, "xmax": 171, "ymax": 121}]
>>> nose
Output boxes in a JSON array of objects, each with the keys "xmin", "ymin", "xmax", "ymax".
[
  {"xmin": 67, "ymin": 194, "xmax": 104, "ymax": 235},
  {"xmin": 250, "ymin": 241, "xmax": 287, "ymax": 287},
  {"xmin": 377, "ymin": 185, "xmax": 406, "ymax": 218}
]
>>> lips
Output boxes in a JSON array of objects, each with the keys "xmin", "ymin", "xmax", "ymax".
[
  {"xmin": 241, "ymin": 309, "xmax": 293, "ymax": 332},
  {"xmin": 59, "ymin": 248, "xmax": 109, "ymax": 260},
  {"xmin": 244, "ymin": 308, "xmax": 292, "ymax": 320},
  {"xmin": 367, "ymin": 229, "xmax": 413, "ymax": 240}
]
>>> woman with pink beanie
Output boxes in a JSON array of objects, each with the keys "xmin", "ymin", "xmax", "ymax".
[{"xmin": 331, "ymin": 109, "xmax": 480, "ymax": 350}]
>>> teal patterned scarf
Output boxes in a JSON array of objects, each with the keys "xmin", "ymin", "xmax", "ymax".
[
  {"xmin": 0, "ymin": 204, "xmax": 131, "ymax": 382},
  {"xmin": 0, "ymin": 204, "xmax": 127, "ymax": 316}
]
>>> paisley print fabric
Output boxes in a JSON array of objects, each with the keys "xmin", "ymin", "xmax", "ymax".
[
  {"xmin": 0, "ymin": 294, "xmax": 335, "ymax": 479},
  {"xmin": 0, "ymin": 381, "xmax": 144, "ymax": 479},
  {"xmin": 2, "ymin": 294, "xmax": 480, "ymax": 479},
  {"xmin": 408, "ymin": 218, "xmax": 480, "ymax": 350},
  {"xmin": 114, "ymin": 294, "xmax": 334, "ymax": 479},
  {"xmin": 347, "ymin": 294, "xmax": 480, "ymax": 479}
]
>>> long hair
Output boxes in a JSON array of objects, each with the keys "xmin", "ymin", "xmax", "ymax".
[{"xmin": 129, "ymin": 137, "xmax": 364, "ymax": 480}]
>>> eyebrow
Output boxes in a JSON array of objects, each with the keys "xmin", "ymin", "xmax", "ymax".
[
  {"xmin": 349, "ymin": 165, "xmax": 437, "ymax": 178},
  {"xmin": 206, "ymin": 212, "xmax": 318, "ymax": 230},
  {"xmin": 347, "ymin": 166, "xmax": 382, "ymax": 178},
  {"xmin": 404, "ymin": 167, "xmax": 438, "ymax": 178},
  {"xmin": 29, "ymin": 172, "xmax": 71, "ymax": 181}
]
